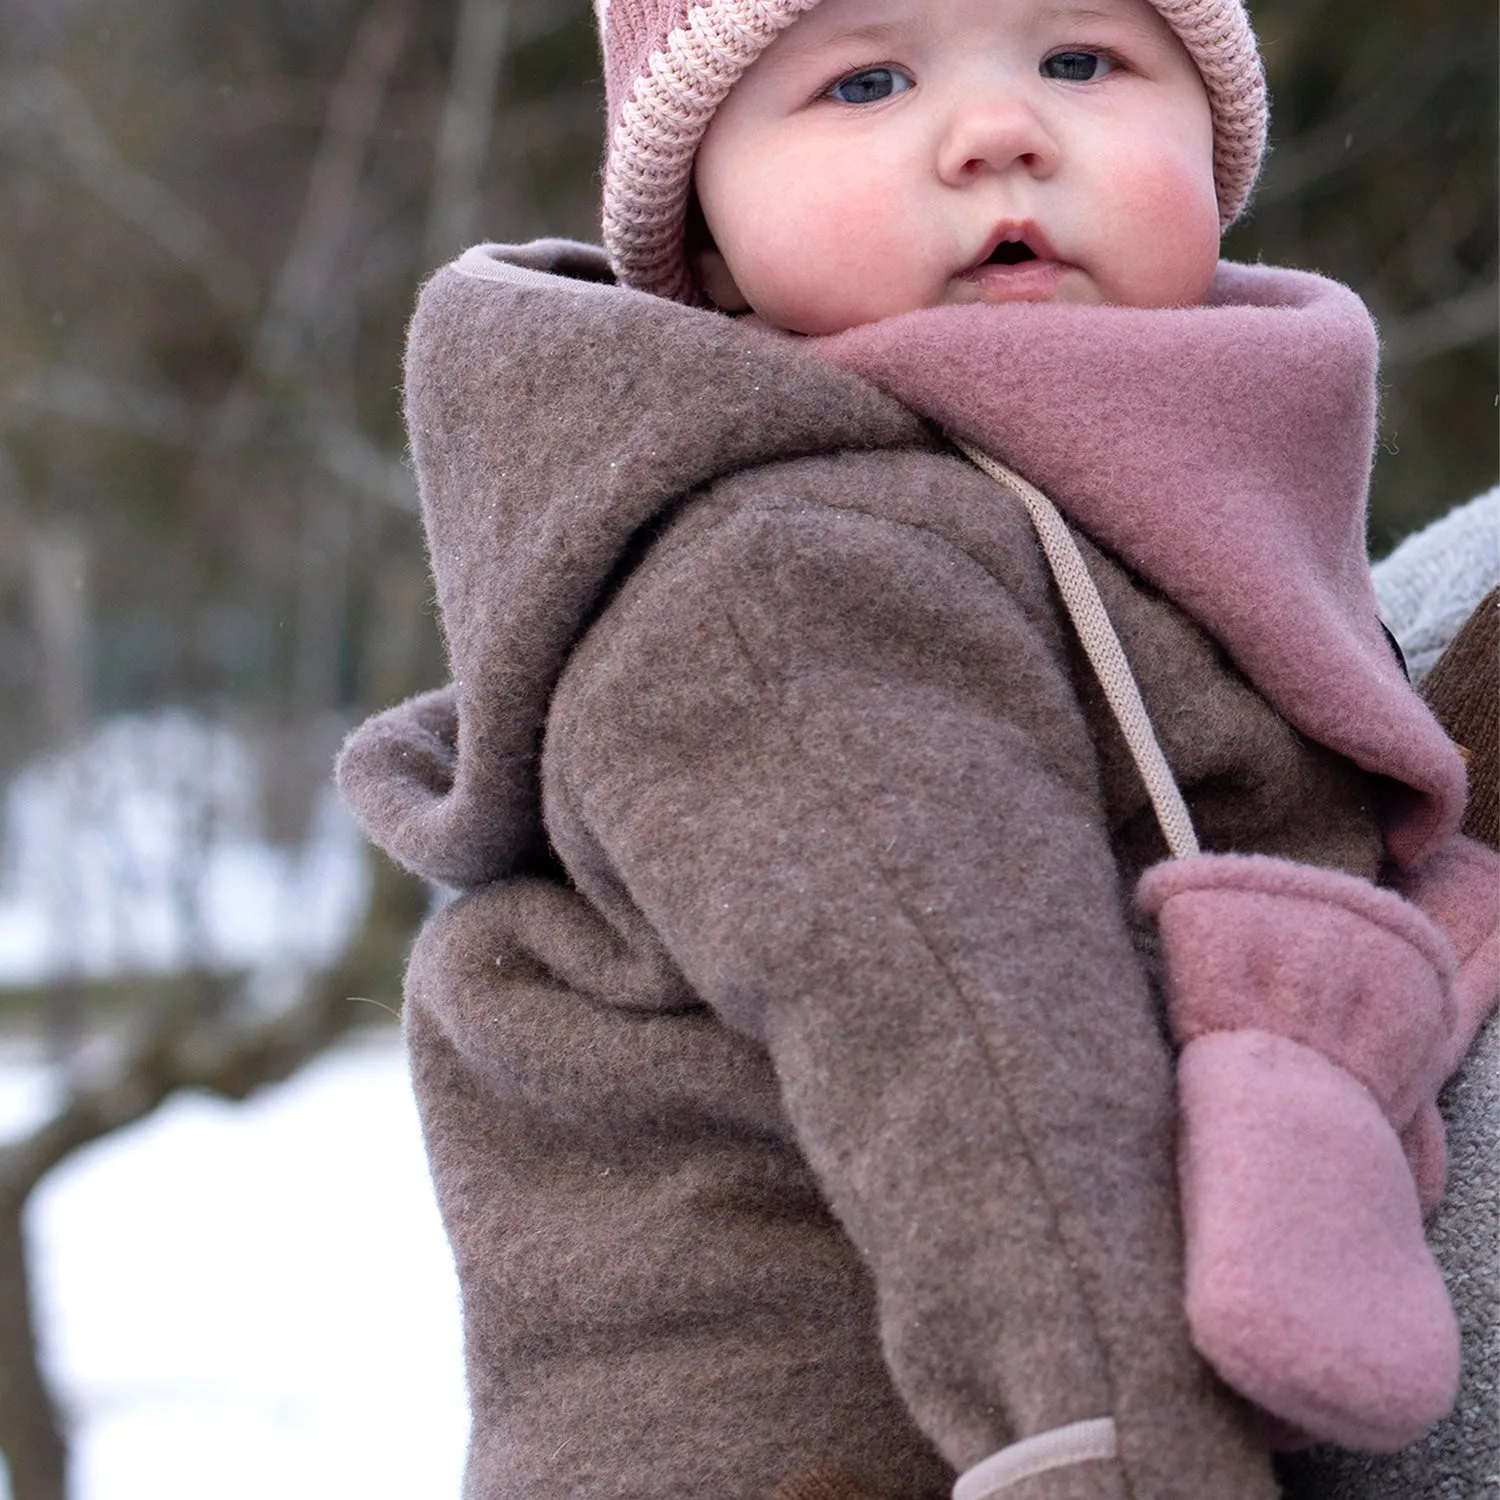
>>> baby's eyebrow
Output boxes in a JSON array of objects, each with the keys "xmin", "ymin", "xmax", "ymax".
[
  {"xmin": 750, "ymin": 16, "xmax": 908, "ymax": 82},
  {"xmin": 1044, "ymin": 2, "xmax": 1174, "ymax": 38},
  {"xmin": 774, "ymin": 2, "xmax": 1172, "ymax": 69},
  {"xmin": 775, "ymin": 19, "xmax": 906, "ymax": 57},
  {"xmin": 818, "ymin": 21, "xmax": 904, "ymax": 45}
]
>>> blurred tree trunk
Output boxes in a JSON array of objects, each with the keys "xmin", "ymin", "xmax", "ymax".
[
  {"xmin": 0, "ymin": 1200, "xmax": 65, "ymax": 1500},
  {"xmin": 0, "ymin": 0, "xmax": 582, "ymax": 1489},
  {"xmin": 25, "ymin": 520, "xmax": 93, "ymax": 1068},
  {"xmin": 0, "ymin": 850, "xmax": 429, "ymax": 1498},
  {"xmin": 424, "ymin": 0, "xmax": 512, "ymax": 266},
  {"xmin": 24, "ymin": 522, "xmax": 90, "ymax": 753}
]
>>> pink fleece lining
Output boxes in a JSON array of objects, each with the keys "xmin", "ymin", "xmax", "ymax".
[{"xmin": 812, "ymin": 263, "xmax": 1466, "ymax": 867}]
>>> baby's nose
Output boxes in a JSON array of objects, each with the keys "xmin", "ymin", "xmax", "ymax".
[{"xmin": 937, "ymin": 98, "xmax": 1060, "ymax": 183}]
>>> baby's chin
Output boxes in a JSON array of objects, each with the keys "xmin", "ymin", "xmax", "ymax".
[
  {"xmin": 944, "ymin": 258, "xmax": 1095, "ymax": 309},
  {"xmin": 943, "ymin": 264, "xmax": 1215, "ymax": 313},
  {"xmin": 721, "ymin": 269, "xmax": 1214, "ymax": 335}
]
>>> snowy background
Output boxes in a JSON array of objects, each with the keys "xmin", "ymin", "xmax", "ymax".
[
  {"xmin": 0, "ymin": 713, "xmax": 366, "ymax": 984},
  {"xmin": 0, "ymin": 716, "xmax": 469, "ymax": 1499}
]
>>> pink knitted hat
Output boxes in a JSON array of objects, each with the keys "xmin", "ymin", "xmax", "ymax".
[{"xmin": 595, "ymin": 0, "xmax": 1268, "ymax": 303}]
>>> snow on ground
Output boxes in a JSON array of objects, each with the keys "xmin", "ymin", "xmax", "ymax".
[
  {"xmin": 0, "ymin": 711, "xmax": 466, "ymax": 1495},
  {"xmin": 0, "ymin": 1032, "xmax": 468, "ymax": 1500}
]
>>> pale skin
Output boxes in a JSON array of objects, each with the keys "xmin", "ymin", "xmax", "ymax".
[{"xmin": 692, "ymin": 0, "xmax": 1222, "ymax": 335}]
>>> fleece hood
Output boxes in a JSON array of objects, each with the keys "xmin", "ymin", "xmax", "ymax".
[
  {"xmin": 338, "ymin": 242, "xmax": 1464, "ymax": 887},
  {"xmin": 812, "ymin": 263, "xmax": 1466, "ymax": 867},
  {"xmin": 339, "ymin": 240, "xmax": 928, "ymax": 888}
]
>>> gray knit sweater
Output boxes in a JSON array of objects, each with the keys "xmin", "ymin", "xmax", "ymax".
[{"xmin": 1374, "ymin": 487, "xmax": 1500, "ymax": 684}]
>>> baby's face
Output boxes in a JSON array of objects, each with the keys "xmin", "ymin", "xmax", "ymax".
[{"xmin": 692, "ymin": 0, "xmax": 1221, "ymax": 334}]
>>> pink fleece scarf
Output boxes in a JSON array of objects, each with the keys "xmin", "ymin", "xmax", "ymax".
[{"xmin": 811, "ymin": 262, "xmax": 1465, "ymax": 868}]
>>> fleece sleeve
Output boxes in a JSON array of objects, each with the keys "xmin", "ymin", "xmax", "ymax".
[{"xmin": 547, "ymin": 495, "xmax": 1279, "ymax": 1500}]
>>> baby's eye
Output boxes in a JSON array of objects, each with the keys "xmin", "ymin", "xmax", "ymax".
[
  {"xmin": 1041, "ymin": 50, "xmax": 1114, "ymax": 82},
  {"xmin": 827, "ymin": 67, "xmax": 914, "ymax": 104}
]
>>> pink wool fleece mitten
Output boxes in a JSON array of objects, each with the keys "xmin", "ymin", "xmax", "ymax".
[{"xmin": 1137, "ymin": 852, "xmax": 1480, "ymax": 1453}]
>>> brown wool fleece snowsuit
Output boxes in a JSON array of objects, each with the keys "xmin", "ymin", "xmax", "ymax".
[{"xmin": 337, "ymin": 241, "xmax": 1410, "ymax": 1500}]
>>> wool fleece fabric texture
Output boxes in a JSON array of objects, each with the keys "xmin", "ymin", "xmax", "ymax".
[
  {"xmin": 801, "ymin": 274, "xmax": 1494, "ymax": 1454},
  {"xmin": 811, "ymin": 264, "xmax": 1466, "ymax": 870},
  {"xmin": 338, "ymin": 242, "xmax": 1472, "ymax": 1500}
]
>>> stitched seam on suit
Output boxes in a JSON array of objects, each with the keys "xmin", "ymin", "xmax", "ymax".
[{"xmin": 717, "ymin": 591, "xmax": 1130, "ymax": 1474}]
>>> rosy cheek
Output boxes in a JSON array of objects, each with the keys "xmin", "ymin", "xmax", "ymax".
[
  {"xmin": 727, "ymin": 192, "xmax": 875, "ymax": 332},
  {"xmin": 1110, "ymin": 160, "xmax": 1220, "ymax": 306}
]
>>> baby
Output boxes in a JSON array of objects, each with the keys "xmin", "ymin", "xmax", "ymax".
[
  {"xmin": 685, "ymin": 0, "xmax": 1224, "ymax": 327},
  {"xmin": 337, "ymin": 0, "xmax": 1500, "ymax": 1496}
]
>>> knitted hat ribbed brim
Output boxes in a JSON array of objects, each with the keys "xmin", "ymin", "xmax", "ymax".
[{"xmin": 597, "ymin": 0, "xmax": 1268, "ymax": 303}]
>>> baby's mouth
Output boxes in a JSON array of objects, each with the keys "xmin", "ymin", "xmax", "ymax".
[
  {"xmin": 964, "ymin": 222, "xmax": 1060, "ymax": 275},
  {"xmin": 984, "ymin": 240, "xmax": 1038, "ymax": 266},
  {"xmin": 956, "ymin": 225, "xmax": 1069, "ymax": 302}
]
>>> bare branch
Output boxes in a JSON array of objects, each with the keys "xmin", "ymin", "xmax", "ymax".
[
  {"xmin": 1380, "ymin": 283, "xmax": 1499, "ymax": 368},
  {"xmin": 252, "ymin": 0, "xmax": 417, "ymax": 380},
  {"xmin": 0, "ymin": 362, "xmax": 414, "ymax": 510},
  {"xmin": 0, "ymin": 844, "xmax": 426, "ymax": 1500},
  {"xmin": 2, "ymin": 364, "xmax": 194, "ymax": 444},
  {"xmin": 181, "ymin": 0, "xmax": 416, "ymax": 517},
  {"xmin": 0, "ymin": 68, "xmax": 260, "ymax": 322},
  {"xmin": 423, "ymin": 0, "xmax": 514, "ymax": 268},
  {"xmin": 0, "ymin": 851, "xmax": 425, "ymax": 1199}
]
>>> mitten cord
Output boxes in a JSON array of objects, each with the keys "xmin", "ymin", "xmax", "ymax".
[{"xmin": 955, "ymin": 438, "xmax": 1201, "ymax": 861}]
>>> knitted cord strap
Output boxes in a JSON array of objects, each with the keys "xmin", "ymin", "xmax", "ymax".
[{"xmin": 954, "ymin": 439, "xmax": 1201, "ymax": 861}]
